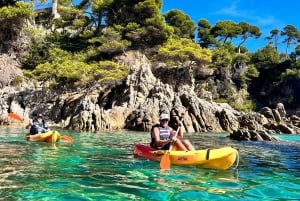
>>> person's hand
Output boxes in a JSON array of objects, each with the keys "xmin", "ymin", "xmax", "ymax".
[
  {"xmin": 25, "ymin": 123, "xmax": 32, "ymax": 129},
  {"xmin": 162, "ymin": 139, "xmax": 171, "ymax": 145},
  {"xmin": 171, "ymin": 136, "xmax": 178, "ymax": 143}
]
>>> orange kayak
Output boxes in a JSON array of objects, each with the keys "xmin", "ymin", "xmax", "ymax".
[
  {"xmin": 133, "ymin": 144, "xmax": 238, "ymax": 170},
  {"xmin": 26, "ymin": 130, "xmax": 60, "ymax": 143}
]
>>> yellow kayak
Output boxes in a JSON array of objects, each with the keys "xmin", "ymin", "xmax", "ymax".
[
  {"xmin": 133, "ymin": 144, "xmax": 238, "ymax": 170},
  {"xmin": 26, "ymin": 130, "xmax": 60, "ymax": 143}
]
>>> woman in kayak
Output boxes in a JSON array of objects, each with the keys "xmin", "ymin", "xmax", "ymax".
[
  {"xmin": 150, "ymin": 113, "xmax": 195, "ymax": 151},
  {"xmin": 25, "ymin": 113, "xmax": 49, "ymax": 135}
]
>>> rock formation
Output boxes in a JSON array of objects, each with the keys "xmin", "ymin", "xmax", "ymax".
[{"xmin": 0, "ymin": 51, "xmax": 299, "ymax": 141}]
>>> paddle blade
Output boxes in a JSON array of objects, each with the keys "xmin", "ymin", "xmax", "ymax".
[
  {"xmin": 160, "ymin": 153, "xmax": 171, "ymax": 169},
  {"xmin": 8, "ymin": 113, "xmax": 23, "ymax": 121},
  {"xmin": 60, "ymin": 135, "xmax": 74, "ymax": 143}
]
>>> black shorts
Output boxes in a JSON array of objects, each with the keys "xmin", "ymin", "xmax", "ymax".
[{"xmin": 152, "ymin": 142, "xmax": 171, "ymax": 150}]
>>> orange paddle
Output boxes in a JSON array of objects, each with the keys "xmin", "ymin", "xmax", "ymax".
[
  {"xmin": 7, "ymin": 113, "xmax": 24, "ymax": 121},
  {"xmin": 160, "ymin": 107, "xmax": 189, "ymax": 170},
  {"xmin": 60, "ymin": 135, "xmax": 74, "ymax": 143},
  {"xmin": 160, "ymin": 151, "xmax": 171, "ymax": 169}
]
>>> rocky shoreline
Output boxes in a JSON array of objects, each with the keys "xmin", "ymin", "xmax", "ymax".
[{"xmin": 1, "ymin": 51, "xmax": 299, "ymax": 141}]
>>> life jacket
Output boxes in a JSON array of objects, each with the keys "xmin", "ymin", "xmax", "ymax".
[
  {"xmin": 29, "ymin": 118, "xmax": 46, "ymax": 135},
  {"xmin": 150, "ymin": 124, "xmax": 172, "ymax": 148}
]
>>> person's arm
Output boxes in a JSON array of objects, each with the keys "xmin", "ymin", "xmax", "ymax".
[
  {"xmin": 152, "ymin": 127, "xmax": 171, "ymax": 147},
  {"xmin": 25, "ymin": 123, "xmax": 31, "ymax": 129},
  {"xmin": 25, "ymin": 119, "xmax": 33, "ymax": 129}
]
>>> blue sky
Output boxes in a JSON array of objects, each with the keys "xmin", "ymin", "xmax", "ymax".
[
  {"xmin": 162, "ymin": 0, "xmax": 299, "ymax": 53},
  {"xmin": 32, "ymin": 0, "xmax": 298, "ymax": 53}
]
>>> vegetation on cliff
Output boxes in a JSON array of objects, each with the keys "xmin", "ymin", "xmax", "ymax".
[{"xmin": 0, "ymin": 0, "xmax": 300, "ymax": 114}]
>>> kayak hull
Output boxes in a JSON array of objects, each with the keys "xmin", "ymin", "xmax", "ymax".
[
  {"xmin": 133, "ymin": 144, "xmax": 238, "ymax": 170},
  {"xmin": 26, "ymin": 131, "xmax": 60, "ymax": 143}
]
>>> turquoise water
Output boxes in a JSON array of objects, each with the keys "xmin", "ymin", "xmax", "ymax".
[{"xmin": 0, "ymin": 127, "xmax": 300, "ymax": 201}]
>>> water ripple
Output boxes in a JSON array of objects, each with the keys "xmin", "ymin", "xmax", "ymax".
[{"xmin": 1, "ymin": 128, "xmax": 300, "ymax": 200}]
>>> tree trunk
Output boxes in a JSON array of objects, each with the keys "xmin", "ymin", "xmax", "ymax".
[{"xmin": 52, "ymin": 0, "xmax": 60, "ymax": 19}]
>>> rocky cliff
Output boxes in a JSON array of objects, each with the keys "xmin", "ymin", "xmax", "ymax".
[{"xmin": 1, "ymin": 51, "xmax": 300, "ymax": 141}]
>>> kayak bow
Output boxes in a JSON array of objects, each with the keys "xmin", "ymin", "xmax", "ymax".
[{"xmin": 26, "ymin": 130, "xmax": 60, "ymax": 143}]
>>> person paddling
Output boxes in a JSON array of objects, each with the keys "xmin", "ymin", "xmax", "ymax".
[
  {"xmin": 25, "ymin": 114, "xmax": 49, "ymax": 135},
  {"xmin": 150, "ymin": 113, "xmax": 195, "ymax": 151}
]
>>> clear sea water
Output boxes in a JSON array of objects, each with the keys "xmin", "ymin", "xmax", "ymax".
[{"xmin": 0, "ymin": 127, "xmax": 300, "ymax": 201}]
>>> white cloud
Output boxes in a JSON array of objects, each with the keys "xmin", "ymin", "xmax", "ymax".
[{"xmin": 211, "ymin": 1, "xmax": 284, "ymax": 29}]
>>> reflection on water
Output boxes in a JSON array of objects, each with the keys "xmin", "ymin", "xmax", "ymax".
[{"xmin": 0, "ymin": 127, "xmax": 300, "ymax": 200}]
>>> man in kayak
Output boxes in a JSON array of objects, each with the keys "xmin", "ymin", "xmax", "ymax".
[
  {"xmin": 25, "ymin": 113, "xmax": 49, "ymax": 135},
  {"xmin": 150, "ymin": 113, "xmax": 195, "ymax": 151}
]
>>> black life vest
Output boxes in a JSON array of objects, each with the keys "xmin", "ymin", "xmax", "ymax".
[{"xmin": 29, "ymin": 118, "xmax": 46, "ymax": 134}]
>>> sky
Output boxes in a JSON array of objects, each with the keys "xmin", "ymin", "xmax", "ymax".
[
  {"xmin": 162, "ymin": 0, "xmax": 300, "ymax": 53},
  {"xmin": 32, "ymin": 0, "xmax": 299, "ymax": 53}
]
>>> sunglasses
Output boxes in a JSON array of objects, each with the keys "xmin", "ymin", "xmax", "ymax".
[{"xmin": 161, "ymin": 119, "xmax": 169, "ymax": 122}]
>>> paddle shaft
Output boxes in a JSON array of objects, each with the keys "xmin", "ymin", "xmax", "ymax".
[
  {"xmin": 32, "ymin": 124, "xmax": 49, "ymax": 133},
  {"xmin": 167, "ymin": 108, "xmax": 189, "ymax": 152},
  {"xmin": 168, "ymin": 124, "xmax": 181, "ymax": 152}
]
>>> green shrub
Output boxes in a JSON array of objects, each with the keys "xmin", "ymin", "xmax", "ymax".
[
  {"xmin": 11, "ymin": 75, "xmax": 23, "ymax": 86},
  {"xmin": 231, "ymin": 100, "xmax": 256, "ymax": 113}
]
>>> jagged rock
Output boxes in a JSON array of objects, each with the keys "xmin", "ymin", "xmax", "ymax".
[
  {"xmin": 263, "ymin": 122, "xmax": 295, "ymax": 134},
  {"xmin": 230, "ymin": 128, "xmax": 279, "ymax": 141},
  {"xmin": 253, "ymin": 112, "xmax": 269, "ymax": 125},
  {"xmin": 272, "ymin": 109, "xmax": 282, "ymax": 122},
  {"xmin": 260, "ymin": 107, "xmax": 274, "ymax": 120},
  {"xmin": 250, "ymin": 130, "xmax": 265, "ymax": 141},
  {"xmin": 0, "ymin": 54, "xmax": 22, "ymax": 88},
  {"xmin": 0, "ymin": 114, "xmax": 10, "ymax": 125},
  {"xmin": 276, "ymin": 103, "xmax": 286, "ymax": 118},
  {"xmin": 257, "ymin": 130, "xmax": 280, "ymax": 141},
  {"xmin": 291, "ymin": 115, "xmax": 300, "ymax": 127},
  {"xmin": 1, "ymin": 51, "xmax": 300, "ymax": 141},
  {"xmin": 237, "ymin": 114, "xmax": 259, "ymax": 130},
  {"xmin": 230, "ymin": 128, "xmax": 251, "ymax": 141},
  {"xmin": 276, "ymin": 123, "xmax": 295, "ymax": 134}
]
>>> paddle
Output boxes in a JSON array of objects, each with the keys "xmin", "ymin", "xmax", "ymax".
[
  {"xmin": 160, "ymin": 107, "xmax": 189, "ymax": 170},
  {"xmin": 7, "ymin": 113, "xmax": 24, "ymax": 122},
  {"xmin": 60, "ymin": 135, "xmax": 74, "ymax": 143}
]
